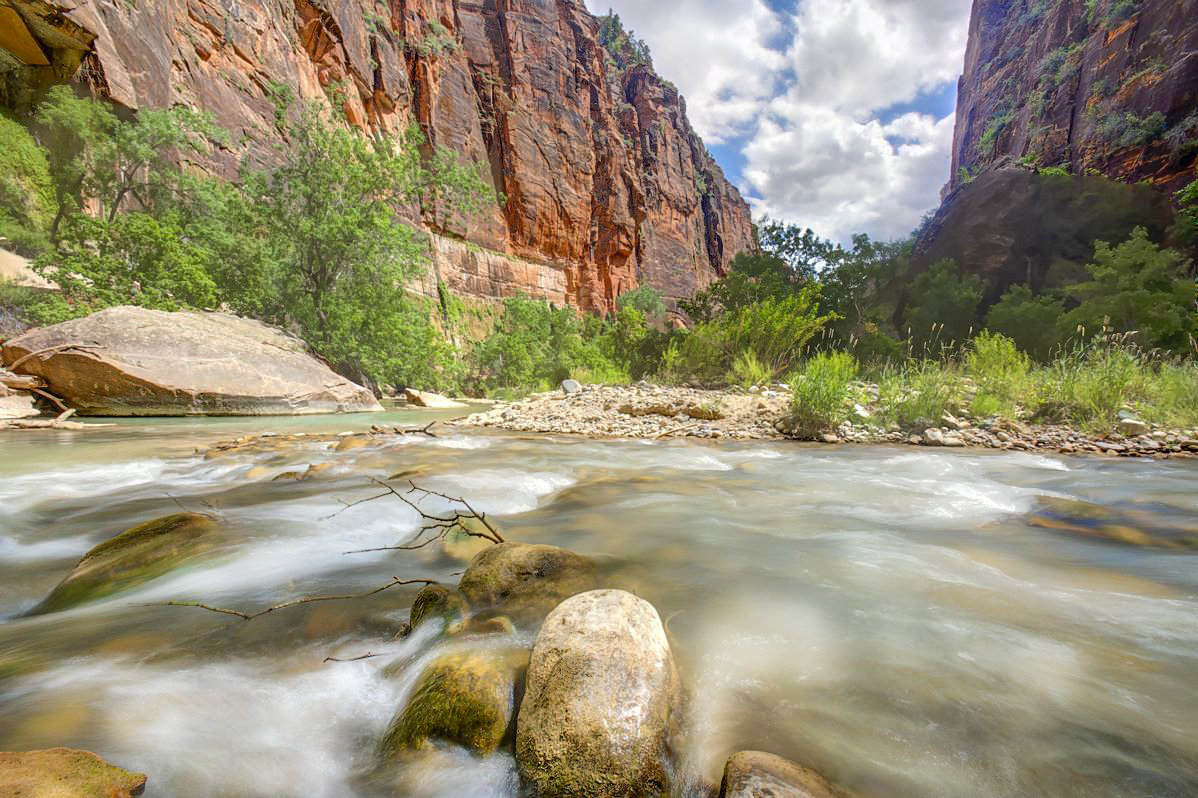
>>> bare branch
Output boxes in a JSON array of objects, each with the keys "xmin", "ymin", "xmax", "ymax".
[
  {"xmin": 7, "ymin": 344, "xmax": 104, "ymax": 372},
  {"xmin": 160, "ymin": 576, "xmax": 438, "ymax": 621},
  {"xmin": 323, "ymin": 651, "xmax": 384, "ymax": 663}
]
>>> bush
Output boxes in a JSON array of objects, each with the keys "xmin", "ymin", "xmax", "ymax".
[
  {"xmin": 788, "ymin": 352, "xmax": 860, "ymax": 438},
  {"xmin": 985, "ymin": 284, "xmax": 1066, "ymax": 361},
  {"xmin": 729, "ymin": 351, "xmax": 773, "ymax": 388},
  {"xmin": 902, "ymin": 259, "xmax": 984, "ymax": 355},
  {"xmin": 965, "ymin": 331, "xmax": 1031, "ymax": 417},
  {"xmin": 1030, "ymin": 340, "xmax": 1145, "ymax": 429},
  {"xmin": 877, "ymin": 360, "xmax": 964, "ymax": 429}
]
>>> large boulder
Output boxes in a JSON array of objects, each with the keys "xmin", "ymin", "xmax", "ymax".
[
  {"xmin": 0, "ymin": 391, "xmax": 38, "ymax": 419},
  {"xmin": 31, "ymin": 513, "xmax": 219, "ymax": 614},
  {"xmin": 403, "ymin": 388, "xmax": 466, "ymax": 409},
  {"xmin": 0, "ymin": 306, "xmax": 382, "ymax": 416},
  {"xmin": 380, "ymin": 648, "xmax": 527, "ymax": 755},
  {"xmin": 0, "ymin": 748, "xmax": 147, "ymax": 797},
  {"xmin": 719, "ymin": 751, "xmax": 846, "ymax": 798},
  {"xmin": 407, "ymin": 584, "xmax": 468, "ymax": 633},
  {"xmin": 515, "ymin": 589, "xmax": 680, "ymax": 797},
  {"xmin": 457, "ymin": 543, "xmax": 595, "ymax": 622}
]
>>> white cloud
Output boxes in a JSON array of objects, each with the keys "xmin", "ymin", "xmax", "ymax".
[{"xmin": 587, "ymin": 0, "xmax": 972, "ymax": 243}]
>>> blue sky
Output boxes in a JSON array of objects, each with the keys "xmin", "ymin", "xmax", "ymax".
[{"xmin": 584, "ymin": 0, "xmax": 972, "ymax": 244}]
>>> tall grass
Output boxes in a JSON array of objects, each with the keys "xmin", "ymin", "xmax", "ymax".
[
  {"xmin": 876, "ymin": 360, "xmax": 963, "ymax": 429},
  {"xmin": 788, "ymin": 352, "xmax": 860, "ymax": 437},
  {"xmin": 965, "ymin": 330, "xmax": 1031, "ymax": 418}
]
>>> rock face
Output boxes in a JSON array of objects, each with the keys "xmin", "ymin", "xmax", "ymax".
[
  {"xmin": 0, "ymin": 390, "xmax": 38, "ymax": 419},
  {"xmin": 515, "ymin": 589, "xmax": 680, "ymax": 797},
  {"xmin": 0, "ymin": 0, "xmax": 753, "ymax": 315},
  {"xmin": 0, "ymin": 748, "xmax": 147, "ymax": 797},
  {"xmin": 913, "ymin": 168, "xmax": 1173, "ymax": 302},
  {"xmin": 457, "ymin": 542, "xmax": 594, "ymax": 622},
  {"xmin": 1, "ymin": 306, "xmax": 383, "ymax": 416},
  {"xmin": 948, "ymin": 0, "xmax": 1198, "ymax": 196},
  {"xmin": 32, "ymin": 512, "xmax": 220, "ymax": 614},
  {"xmin": 719, "ymin": 751, "xmax": 845, "ymax": 798}
]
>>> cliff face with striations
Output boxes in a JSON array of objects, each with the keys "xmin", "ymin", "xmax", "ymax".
[
  {"xmin": 0, "ymin": 0, "xmax": 753, "ymax": 315},
  {"xmin": 948, "ymin": 0, "xmax": 1198, "ymax": 196}
]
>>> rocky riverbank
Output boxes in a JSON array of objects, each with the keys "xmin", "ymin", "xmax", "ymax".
[{"xmin": 455, "ymin": 382, "xmax": 1198, "ymax": 459}]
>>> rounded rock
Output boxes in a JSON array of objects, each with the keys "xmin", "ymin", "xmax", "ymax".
[
  {"xmin": 408, "ymin": 585, "xmax": 468, "ymax": 632},
  {"xmin": 458, "ymin": 543, "xmax": 595, "ymax": 622},
  {"xmin": 719, "ymin": 751, "xmax": 846, "ymax": 798}
]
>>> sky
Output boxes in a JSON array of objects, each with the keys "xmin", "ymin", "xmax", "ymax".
[{"xmin": 584, "ymin": 0, "xmax": 972, "ymax": 245}]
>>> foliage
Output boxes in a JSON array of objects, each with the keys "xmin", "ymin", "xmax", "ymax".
[
  {"xmin": 876, "ymin": 360, "xmax": 963, "ymax": 429},
  {"xmin": 729, "ymin": 351, "xmax": 773, "ymax": 389},
  {"xmin": 788, "ymin": 352, "xmax": 860, "ymax": 437},
  {"xmin": 1060, "ymin": 227, "xmax": 1195, "ymax": 351},
  {"xmin": 1096, "ymin": 110, "xmax": 1166, "ymax": 150},
  {"xmin": 403, "ymin": 19, "xmax": 458, "ymax": 57},
  {"xmin": 669, "ymin": 289, "xmax": 835, "ymax": 383},
  {"xmin": 1031, "ymin": 339, "xmax": 1145, "ymax": 429},
  {"xmin": 978, "ymin": 110, "xmax": 1014, "ymax": 156},
  {"xmin": 902, "ymin": 259, "xmax": 984, "ymax": 354},
  {"xmin": 598, "ymin": 11, "xmax": 653, "ymax": 71},
  {"xmin": 0, "ymin": 112, "xmax": 55, "ymax": 256},
  {"xmin": 616, "ymin": 285, "xmax": 666, "ymax": 319},
  {"xmin": 756, "ymin": 217, "xmax": 845, "ymax": 280},
  {"xmin": 1175, "ymin": 179, "xmax": 1198, "ymax": 248},
  {"xmin": 984, "ymin": 284, "xmax": 1066, "ymax": 361},
  {"xmin": 965, "ymin": 331, "xmax": 1031, "ymax": 417}
]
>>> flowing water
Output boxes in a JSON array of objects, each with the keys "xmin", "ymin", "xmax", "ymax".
[{"xmin": 2, "ymin": 408, "xmax": 1197, "ymax": 797}]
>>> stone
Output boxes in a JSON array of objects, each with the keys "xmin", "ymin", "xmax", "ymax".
[
  {"xmin": 30, "ymin": 513, "xmax": 219, "ymax": 614},
  {"xmin": 560, "ymin": 379, "xmax": 582, "ymax": 395},
  {"xmin": 0, "ymin": 391, "xmax": 38, "ymax": 419},
  {"xmin": 0, "ymin": 748, "xmax": 147, "ymax": 797},
  {"xmin": 408, "ymin": 585, "xmax": 468, "ymax": 632},
  {"xmin": 516, "ymin": 590, "xmax": 680, "ymax": 797},
  {"xmin": 458, "ymin": 543, "xmax": 595, "ymax": 623},
  {"xmin": 923, "ymin": 428, "xmax": 945, "ymax": 446},
  {"xmin": 1116, "ymin": 418, "xmax": 1149, "ymax": 437},
  {"xmin": 853, "ymin": 403, "xmax": 870, "ymax": 419},
  {"xmin": 402, "ymin": 388, "xmax": 466, "ymax": 409},
  {"xmin": 819, "ymin": 433, "xmax": 840, "ymax": 444},
  {"xmin": 942, "ymin": 434, "xmax": 966, "ymax": 448},
  {"xmin": 333, "ymin": 435, "xmax": 373, "ymax": 452},
  {"xmin": 1, "ymin": 307, "xmax": 381, "ymax": 416},
  {"xmin": 719, "ymin": 751, "xmax": 845, "ymax": 798},
  {"xmin": 380, "ymin": 648, "xmax": 527, "ymax": 756}
]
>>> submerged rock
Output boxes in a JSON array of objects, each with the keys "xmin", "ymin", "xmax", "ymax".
[
  {"xmin": 457, "ymin": 543, "xmax": 595, "ymax": 622},
  {"xmin": 0, "ymin": 306, "xmax": 381, "ymax": 416},
  {"xmin": 380, "ymin": 648, "xmax": 526, "ymax": 755},
  {"xmin": 516, "ymin": 589, "xmax": 680, "ymax": 797},
  {"xmin": 408, "ymin": 585, "xmax": 468, "ymax": 632},
  {"xmin": 719, "ymin": 751, "xmax": 845, "ymax": 798},
  {"xmin": 31, "ymin": 513, "xmax": 219, "ymax": 614},
  {"xmin": 0, "ymin": 748, "xmax": 147, "ymax": 797},
  {"xmin": 1027, "ymin": 496, "xmax": 1198, "ymax": 550}
]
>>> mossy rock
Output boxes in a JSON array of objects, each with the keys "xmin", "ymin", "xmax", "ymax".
[
  {"xmin": 457, "ymin": 543, "xmax": 595, "ymax": 623},
  {"xmin": 30, "ymin": 513, "xmax": 219, "ymax": 614},
  {"xmin": 379, "ymin": 648, "xmax": 527, "ymax": 756},
  {"xmin": 719, "ymin": 750, "xmax": 848, "ymax": 798},
  {"xmin": 0, "ymin": 748, "xmax": 147, "ymax": 797},
  {"xmin": 1028, "ymin": 497, "xmax": 1198, "ymax": 550},
  {"xmin": 408, "ymin": 585, "xmax": 467, "ymax": 632}
]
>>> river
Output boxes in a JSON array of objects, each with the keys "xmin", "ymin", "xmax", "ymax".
[{"xmin": 1, "ymin": 408, "xmax": 1197, "ymax": 797}]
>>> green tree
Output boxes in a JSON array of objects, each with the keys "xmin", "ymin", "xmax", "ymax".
[
  {"xmin": 985, "ymin": 284, "xmax": 1067, "ymax": 361},
  {"xmin": 902, "ymin": 259, "xmax": 984, "ymax": 352},
  {"xmin": 1060, "ymin": 227, "xmax": 1195, "ymax": 351}
]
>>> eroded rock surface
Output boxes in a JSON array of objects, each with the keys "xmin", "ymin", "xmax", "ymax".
[
  {"xmin": 516, "ymin": 589, "xmax": 680, "ymax": 797},
  {"xmin": 1, "ymin": 306, "xmax": 382, "ymax": 416},
  {"xmin": 457, "ymin": 542, "xmax": 595, "ymax": 622},
  {"xmin": 0, "ymin": 747, "xmax": 147, "ymax": 797},
  {"xmin": 720, "ymin": 751, "xmax": 846, "ymax": 798}
]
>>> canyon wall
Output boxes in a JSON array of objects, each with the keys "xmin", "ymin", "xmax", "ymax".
[
  {"xmin": 948, "ymin": 0, "xmax": 1197, "ymax": 196},
  {"xmin": 0, "ymin": 0, "xmax": 753, "ymax": 315}
]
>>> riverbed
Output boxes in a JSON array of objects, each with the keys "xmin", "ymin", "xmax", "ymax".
[{"xmin": 1, "ymin": 409, "xmax": 1197, "ymax": 797}]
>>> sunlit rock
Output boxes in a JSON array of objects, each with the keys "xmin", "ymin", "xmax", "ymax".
[
  {"xmin": 719, "ymin": 751, "xmax": 846, "ymax": 798},
  {"xmin": 0, "ymin": 748, "xmax": 147, "ymax": 797},
  {"xmin": 516, "ymin": 589, "xmax": 679, "ymax": 797},
  {"xmin": 408, "ymin": 585, "xmax": 468, "ymax": 633},
  {"xmin": 458, "ymin": 542, "xmax": 595, "ymax": 622}
]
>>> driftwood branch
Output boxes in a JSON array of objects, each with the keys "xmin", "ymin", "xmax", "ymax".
[
  {"xmin": 160, "ymin": 576, "xmax": 439, "ymax": 621},
  {"xmin": 655, "ymin": 421, "xmax": 701, "ymax": 439},
  {"xmin": 337, "ymin": 479, "xmax": 505, "ymax": 554},
  {"xmin": 30, "ymin": 387, "xmax": 69, "ymax": 412},
  {"xmin": 323, "ymin": 651, "xmax": 384, "ymax": 663},
  {"xmin": 7, "ymin": 343, "xmax": 104, "ymax": 372}
]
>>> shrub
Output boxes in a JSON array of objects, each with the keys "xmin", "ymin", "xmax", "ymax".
[
  {"xmin": 965, "ymin": 331, "xmax": 1031, "ymax": 417},
  {"xmin": 1030, "ymin": 341, "xmax": 1145, "ymax": 430},
  {"xmin": 788, "ymin": 352, "xmax": 860, "ymax": 438},
  {"xmin": 985, "ymin": 285, "xmax": 1066, "ymax": 361},
  {"xmin": 877, "ymin": 360, "xmax": 964, "ymax": 429},
  {"xmin": 1139, "ymin": 363, "xmax": 1198, "ymax": 428},
  {"xmin": 902, "ymin": 259, "xmax": 984, "ymax": 355},
  {"xmin": 729, "ymin": 351, "xmax": 773, "ymax": 388}
]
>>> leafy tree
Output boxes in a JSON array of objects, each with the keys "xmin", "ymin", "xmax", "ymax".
[
  {"xmin": 902, "ymin": 259, "xmax": 984, "ymax": 352},
  {"xmin": 598, "ymin": 11, "xmax": 653, "ymax": 71},
  {"xmin": 1175, "ymin": 179, "xmax": 1198, "ymax": 251},
  {"xmin": 985, "ymin": 284, "xmax": 1067, "ymax": 361},
  {"xmin": 1060, "ymin": 227, "xmax": 1195, "ymax": 351},
  {"xmin": 680, "ymin": 251, "xmax": 797, "ymax": 322},
  {"xmin": 0, "ymin": 112, "xmax": 54, "ymax": 256},
  {"xmin": 756, "ymin": 217, "xmax": 845, "ymax": 281},
  {"xmin": 615, "ymin": 285, "xmax": 666, "ymax": 320}
]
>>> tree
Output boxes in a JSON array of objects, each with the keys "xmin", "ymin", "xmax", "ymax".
[
  {"xmin": 985, "ymin": 284, "xmax": 1066, "ymax": 361},
  {"xmin": 1060, "ymin": 227, "xmax": 1195, "ymax": 351},
  {"xmin": 598, "ymin": 11, "xmax": 653, "ymax": 71},
  {"xmin": 902, "ymin": 259, "xmax": 984, "ymax": 353},
  {"xmin": 756, "ymin": 217, "xmax": 845, "ymax": 281}
]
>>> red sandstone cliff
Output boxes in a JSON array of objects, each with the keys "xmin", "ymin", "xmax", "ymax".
[
  {"xmin": 0, "ymin": 0, "xmax": 753, "ymax": 314},
  {"xmin": 948, "ymin": 0, "xmax": 1198, "ymax": 196}
]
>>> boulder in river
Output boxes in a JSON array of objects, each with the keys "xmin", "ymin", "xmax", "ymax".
[
  {"xmin": 719, "ymin": 751, "xmax": 847, "ymax": 798},
  {"xmin": 380, "ymin": 648, "xmax": 527, "ymax": 755},
  {"xmin": 403, "ymin": 388, "xmax": 466, "ymax": 408},
  {"xmin": 408, "ymin": 585, "xmax": 468, "ymax": 633},
  {"xmin": 0, "ymin": 306, "xmax": 382, "ymax": 416},
  {"xmin": 31, "ymin": 512, "xmax": 220, "ymax": 614},
  {"xmin": 457, "ymin": 542, "xmax": 595, "ymax": 622},
  {"xmin": 515, "ymin": 589, "xmax": 680, "ymax": 797},
  {"xmin": 0, "ymin": 390, "xmax": 38, "ymax": 419},
  {"xmin": 0, "ymin": 748, "xmax": 147, "ymax": 797}
]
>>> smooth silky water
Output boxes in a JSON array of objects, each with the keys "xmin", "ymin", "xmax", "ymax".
[{"xmin": 1, "ymin": 408, "xmax": 1197, "ymax": 797}]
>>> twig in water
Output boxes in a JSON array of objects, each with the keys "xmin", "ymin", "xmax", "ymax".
[
  {"xmin": 394, "ymin": 421, "xmax": 439, "ymax": 437},
  {"xmin": 160, "ymin": 576, "xmax": 438, "ymax": 621},
  {"xmin": 323, "ymin": 651, "xmax": 384, "ymax": 663},
  {"xmin": 331, "ymin": 478, "xmax": 505, "ymax": 553}
]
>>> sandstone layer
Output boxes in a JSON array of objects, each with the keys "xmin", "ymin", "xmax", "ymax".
[
  {"xmin": 0, "ymin": 0, "xmax": 753, "ymax": 315},
  {"xmin": 948, "ymin": 0, "xmax": 1197, "ymax": 196}
]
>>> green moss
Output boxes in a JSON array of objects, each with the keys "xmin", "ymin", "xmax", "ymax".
[
  {"xmin": 408, "ymin": 584, "xmax": 467, "ymax": 631},
  {"xmin": 0, "ymin": 749, "xmax": 146, "ymax": 797},
  {"xmin": 31, "ymin": 513, "xmax": 220, "ymax": 614}
]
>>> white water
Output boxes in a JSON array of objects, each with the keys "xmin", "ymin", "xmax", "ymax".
[{"xmin": 1, "ymin": 409, "xmax": 1197, "ymax": 796}]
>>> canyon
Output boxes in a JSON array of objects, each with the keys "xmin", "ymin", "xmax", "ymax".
[{"xmin": 0, "ymin": 0, "xmax": 753, "ymax": 315}]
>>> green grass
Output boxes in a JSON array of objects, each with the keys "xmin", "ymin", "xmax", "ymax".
[
  {"xmin": 876, "ymin": 359, "xmax": 964, "ymax": 429},
  {"xmin": 788, "ymin": 352, "xmax": 860, "ymax": 437},
  {"xmin": 728, "ymin": 351, "xmax": 773, "ymax": 388}
]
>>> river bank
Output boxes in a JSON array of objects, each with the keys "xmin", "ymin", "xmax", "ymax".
[{"xmin": 455, "ymin": 382, "xmax": 1198, "ymax": 459}]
